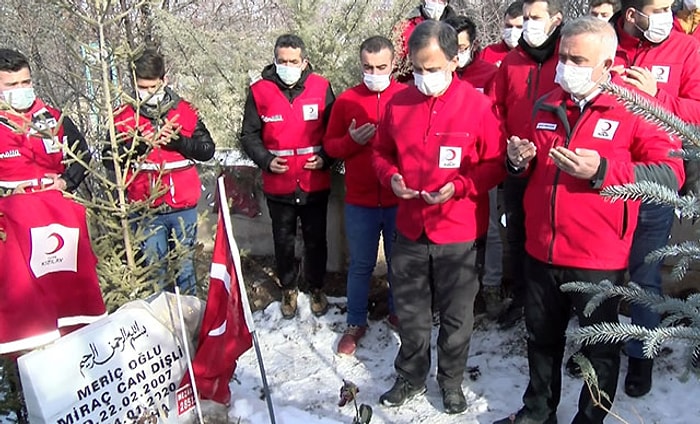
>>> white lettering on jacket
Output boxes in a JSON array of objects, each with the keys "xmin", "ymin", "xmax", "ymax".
[
  {"xmin": 536, "ymin": 122, "xmax": 557, "ymax": 131},
  {"xmin": 261, "ymin": 114, "xmax": 284, "ymax": 123},
  {"xmin": 0, "ymin": 149, "xmax": 20, "ymax": 159}
]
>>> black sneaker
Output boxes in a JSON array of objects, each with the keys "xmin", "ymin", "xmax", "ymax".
[
  {"xmin": 379, "ymin": 376, "xmax": 426, "ymax": 407},
  {"xmin": 493, "ymin": 408, "xmax": 558, "ymax": 424},
  {"xmin": 624, "ymin": 357, "xmax": 653, "ymax": 397},
  {"xmin": 497, "ymin": 302, "xmax": 524, "ymax": 329},
  {"xmin": 441, "ymin": 387, "xmax": 467, "ymax": 414}
]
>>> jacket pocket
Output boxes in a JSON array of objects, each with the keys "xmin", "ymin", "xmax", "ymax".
[{"xmin": 619, "ymin": 201, "xmax": 629, "ymax": 240}]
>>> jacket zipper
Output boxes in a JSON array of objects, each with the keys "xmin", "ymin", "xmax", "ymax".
[
  {"xmin": 547, "ymin": 106, "xmax": 587, "ymax": 264},
  {"xmin": 376, "ymin": 91, "xmax": 382, "ymax": 207}
]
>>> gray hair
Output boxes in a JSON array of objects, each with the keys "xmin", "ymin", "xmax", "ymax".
[{"xmin": 560, "ymin": 15, "xmax": 617, "ymax": 63}]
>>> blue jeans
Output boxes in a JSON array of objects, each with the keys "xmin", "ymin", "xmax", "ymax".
[
  {"xmin": 626, "ymin": 203, "xmax": 674, "ymax": 359},
  {"xmin": 141, "ymin": 207, "xmax": 198, "ymax": 295},
  {"xmin": 345, "ymin": 204, "xmax": 397, "ymax": 326}
]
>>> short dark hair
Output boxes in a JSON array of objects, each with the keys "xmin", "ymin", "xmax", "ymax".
[
  {"xmin": 274, "ymin": 34, "xmax": 307, "ymax": 59},
  {"xmin": 590, "ymin": 0, "xmax": 621, "ymax": 11},
  {"xmin": 0, "ymin": 49, "xmax": 31, "ymax": 73},
  {"xmin": 444, "ymin": 15, "xmax": 477, "ymax": 45},
  {"xmin": 620, "ymin": 0, "xmax": 650, "ymax": 11},
  {"xmin": 408, "ymin": 20, "xmax": 458, "ymax": 61},
  {"xmin": 523, "ymin": 0, "xmax": 564, "ymax": 16},
  {"xmin": 133, "ymin": 49, "xmax": 165, "ymax": 80},
  {"xmin": 505, "ymin": 1, "xmax": 524, "ymax": 18},
  {"xmin": 360, "ymin": 36, "xmax": 395, "ymax": 56}
]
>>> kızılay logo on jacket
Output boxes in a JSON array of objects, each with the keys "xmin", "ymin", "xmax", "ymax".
[{"xmin": 30, "ymin": 223, "xmax": 79, "ymax": 278}]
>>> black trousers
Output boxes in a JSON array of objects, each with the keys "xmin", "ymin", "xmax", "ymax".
[
  {"xmin": 266, "ymin": 196, "xmax": 328, "ymax": 290},
  {"xmin": 522, "ymin": 255, "xmax": 623, "ymax": 424},
  {"xmin": 504, "ymin": 175, "xmax": 528, "ymax": 303},
  {"xmin": 391, "ymin": 232, "xmax": 479, "ymax": 390}
]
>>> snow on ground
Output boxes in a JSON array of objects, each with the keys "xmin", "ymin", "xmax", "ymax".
[{"xmin": 227, "ymin": 294, "xmax": 700, "ymax": 424}]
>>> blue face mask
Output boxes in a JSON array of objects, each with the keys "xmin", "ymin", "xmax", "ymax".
[
  {"xmin": 2, "ymin": 87, "xmax": 36, "ymax": 111},
  {"xmin": 275, "ymin": 63, "xmax": 303, "ymax": 85}
]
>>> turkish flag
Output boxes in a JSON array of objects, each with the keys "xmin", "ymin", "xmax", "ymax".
[{"xmin": 184, "ymin": 193, "xmax": 253, "ymax": 404}]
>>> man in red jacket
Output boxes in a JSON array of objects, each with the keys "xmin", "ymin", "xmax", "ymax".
[
  {"xmin": 490, "ymin": 0, "xmax": 564, "ymax": 330},
  {"xmin": 0, "ymin": 49, "xmax": 88, "ymax": 195},
  {"xmin": 603, "ymin": 0, "xmax": 700, "ymax": 397},
  {"xmin": 241, "ymin": 34, "xmax": 335, "ymax": 319},
  {"xmin": 673, "ymin": 0, "xmax": 700, "ymax": 40},
  {"xmin": 324, "ymin": 36, "xmax": 404, "ymax": 356},
  {"xmin": 445, "ymin": 15, "xmax": 504, "ymax": 318},
  {"xmin": 480, "ymin": 1, "xmax": 524, "ymax": 67},
  {"xmin": 374, "ymin": 20, "xmax": 506, "ymax": 414},
  {"xmin": 106, "ymin": 50, "xmax": 215, "ymax": 296},
  {"xmin": 494, "ymin": 16, "xmax": 684, "ymax": 424},
  {"xmin": 392, "ymin": 0, "xmax": 457, "ymax": 81}
]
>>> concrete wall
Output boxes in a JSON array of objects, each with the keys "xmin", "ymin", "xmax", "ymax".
[{"xmin": 197, "ymin": 168, "xmax": 348, "ymax": 273}]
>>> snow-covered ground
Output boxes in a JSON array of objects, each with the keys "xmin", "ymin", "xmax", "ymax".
[{"xmin": 228, "ymin": 294, "xmax": 700, "ymax": 424}]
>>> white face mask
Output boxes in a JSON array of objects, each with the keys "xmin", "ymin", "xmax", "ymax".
[
  {"xmin": 275, "ymin": 63, "xmax": 303, "ymax": 85},
  {"xmin": 413, "ymin": 69, "xmax": 451, "ymax": 96},
  {"xmin": 457, "ymin": 48, "xmax": 472, "ymax": 68},
  {"xmin": 363, "ymin": 73, "xmax": 391, "ymax": 92},
  {"xmin": 523, "ymin": 18, "xmax": 550, "ymax": 48},
  {"xmin": 555, "ymin": 61, "xmax": 605, "ymax": 97},
  {"xmin": 2, "ymin": 87, "xmax": 36, "ymax": 111},
  {"xmin": 636, "ymin": 10, "xmax": 674, "ymax": 43},
  {"xmin": 502, "ymin": 27, "xmax": 523, "ymax": 49},
  {"xmin": 592, "ymin": 14, "xmax": 612, "ymax": 22},
  {"xmin": 423, "ymin": 0, "xmax": 446, "ymax": 20},
  {"xmin": 138, "ymin": 89, "xmax": 165, "ymax": 106},
  {"xmin": 684, "ymin": 0, "xmax": 698, "ymax": 10}
]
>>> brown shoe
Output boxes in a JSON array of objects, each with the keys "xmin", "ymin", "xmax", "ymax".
[
  {"xmin": 310, "ymin": 289, "xmax": 329, "ymax": 316},
  {"xmin": 281, "ymin": 289, "xmax": 298, "ymax": 319},
  {"xmin": 337, "ymin": 325, "xmax": 367, "ymax": 355}
]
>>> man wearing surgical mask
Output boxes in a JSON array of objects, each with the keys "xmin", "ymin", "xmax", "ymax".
[
  {"xmin": 241, "ymin": 34, "xmax": 335, "ymax": 320},
  {"xmin": 481, "ymin": 1, "xmax": 524, "ymax": 67},
  {"xmin": 673, "ymin": 0, "xmax": 700, "ymax": 39},
  {"xmin": 105, "ymin": 49, "xmax": 215, "ymax": 296},
  {"xmin": 563, "ymin": 0, "xmax": 700, "ymax": 398},
  {"xmin": 489, "ymin": 0, "xmax": 563, "ymax": 331},
  {"xmin": 494, "ymin": 16, "xmax": 684, "ymax": 424},
  {"xmin": 323, "ymin": 36, "xmax": 404, "ymax": 357},
  {"xmin": 445, "ymin": 15, "xmax": 498, "ymax": 93},
  {"xmin": 373, "ymin": 20, "xmax": 506, "ymax": 414},
  {"xmin": 0, "ymin": 49, "xmax": 88, "ymax": 195},
  {"xmin": 392, "ymin": 0, "xmax": 457, "ymax": 81}
]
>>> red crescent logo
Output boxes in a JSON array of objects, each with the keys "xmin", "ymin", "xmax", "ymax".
[
  {"xmin": 45, "ymin": 232, "xmax": 65, "ymax": 255},
  {"xmin": 446, "ymin": 148, "xmax": 457, "ymax": 161},
  {"xmin": 602, "ymin": 121, "xmax": 612, "ymax": 131}
]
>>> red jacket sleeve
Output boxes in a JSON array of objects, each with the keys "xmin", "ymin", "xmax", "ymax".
[
  {"xmin": 372, "ymin": 105, "xmax": 399, "ymax": 188},
  {"xmin": 599, "ymin": 117, "xmax": 685, "ymax": 191},
  {"xmin": 453, "ymin": 99, "xmax": 507, "ymax": 198},
  {"xmin": 322, "ymin": 97, "xmax": 365, "ymax": 160}
]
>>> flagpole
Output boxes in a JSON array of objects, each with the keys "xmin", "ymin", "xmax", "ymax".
[
  {"xmin": 217, "ymin": 176, "xmax": 277, "ymax": 424},
  {"xmin": 175, "ymin": 286, "xmax": 206, "ymax": 424}
]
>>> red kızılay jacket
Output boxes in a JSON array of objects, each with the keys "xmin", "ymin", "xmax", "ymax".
[
  {"xmin": 521, "ymin": 86, "xmax": 684, "ymax": 270},
  {"xmin": 489, "ymin": 42, "xmax": 560, "ymax": 139},
  {"xmin": 458, "ymin": 58, "xmax": 497, "ymax": 94},
  {"xmin": 373, "ymin": 77, "xmax": 506, "ymax": 244},
  {"xmin": 113, "ymin": 100, "xmax": 203, "ymax": 209},
  {"xmin": 323, "ymin": 80, "xmax": 404, "ymax": 208},
  {"xmin": 480, "ymin": 41, "xmax": 511, "ymax": 67},
  {"xmin": 249, "ymin": 73, "xmax": 331, "ymax": 196},
  {"xmin": 615, "ymin": 15, "xmax": 700, "ymax": 123},
  {"xmin": 0, "ymin": 100, "xmax": 65, "ymax": 187}
]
